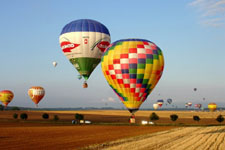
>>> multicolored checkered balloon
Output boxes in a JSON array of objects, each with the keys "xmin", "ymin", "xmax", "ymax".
[{"xmin": 101, "ymin": 39, "xmax": 164, "ymax": 114}]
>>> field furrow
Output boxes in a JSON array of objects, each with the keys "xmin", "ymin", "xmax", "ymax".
[{"xmin": 102, "ymin": 126, "xmax": 225, "ymax": 150}]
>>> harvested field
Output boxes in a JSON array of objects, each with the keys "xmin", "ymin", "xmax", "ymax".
[
  {"xmin": 0, "ymin": 123, "xmax": 174, "ymax": 150},
  {"xmin": 0, "ymin": 110, "xmax": 225, "ymax": 150},
  {"xmin": 96, "ymin": 126, "xmax": 225, "ymax": 150}
]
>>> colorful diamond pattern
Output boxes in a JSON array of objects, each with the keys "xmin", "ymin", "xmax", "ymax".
[{"xmin": 101, "ymin": 39, "xmax": 164, "ymax": 111}]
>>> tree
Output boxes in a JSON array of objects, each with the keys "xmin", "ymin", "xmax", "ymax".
[
  {"xmin": 13, "ymin": 113, "xmax": 18, "ymax": 119},
  {"xmin": 75, "ymin": 113, "xmax": 84, "ymax": 122},
  {"xmin": 53, "ymin": 115, "xmax": 59, "ymax": 121},
  {"xmin": 149, "ymin": 112, "xmax": 159, "ymax": 121},
  {"xmin": 0, "ymin": 104, "xmax": 3, "ymax": 111},
  {"xmin": 170, "ymin": 114, "xmax": 178, "ymax": 122},
  {"xmin": 193, "ymin": 115, "xmax": 200, "ymax": 122},
  {"xmin": 20, "ymin": 113, "xmax": 28, "ymax": 120},
  {"xmin": 12, "ymin": 107, "xmax": 20, "ymax": 111},
  {"xmin": 42, "ymin": 113, "xmax": 49, "ymax": 119},
  {"xmin": 216, "ymin": 115, "xmax": 224, "ymax": 124}
]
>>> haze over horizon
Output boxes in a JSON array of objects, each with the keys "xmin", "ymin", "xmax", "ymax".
[{"xmin": 0, "ymin": 0, "xmax": 225, "ymax": 109}]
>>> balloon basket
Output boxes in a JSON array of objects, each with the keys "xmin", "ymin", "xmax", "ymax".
[
  {"xmin": 83, "ymin": 82, "xmax": 88, "ymax": 88},
  {"xmin": 129, "ymin": 115, "xmax": 135, "ymax": 124}
]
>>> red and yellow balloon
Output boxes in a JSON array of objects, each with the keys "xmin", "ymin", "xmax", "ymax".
[
  {"xmin": 0, "ymin": 90, "xmax": 14, "ymax": 108},
  {"xmin": 28, "ymin": 86, "xmax": 45, "ymax": 107},
  {"xmin": 208, "ymin": 103, "xmax": 217, "ymax": 112},
  {"xmin": 101, "ymin": 39, "xmax": 164, "ymax": 114}
]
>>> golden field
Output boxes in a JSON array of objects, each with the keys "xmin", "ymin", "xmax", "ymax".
[{"xmin": 0, "ymin": 110, "xmax": 225, "ymax": 150}]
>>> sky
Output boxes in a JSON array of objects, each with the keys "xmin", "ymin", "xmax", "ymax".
[{"xmin": 0, "ymin": 0, "xmax": 225, "ymax": 109}]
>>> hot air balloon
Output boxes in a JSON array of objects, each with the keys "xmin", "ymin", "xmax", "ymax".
[
  {"xmin": 194, "ymin": 104, "xmax": 202, "ymax": 109},
  {"xmin": 53, "ymin": 61, "xmax": 57, "ymax": 67},
  {"xmin": 28, "ymin": 86, "xmax": 45, "ymax": 107},
  {"xmin": 59, "ymin": 19, "xmax": 111, "ymax": 88},
  {"xmin": 153, "ymin": 103, "xmax": 159, "ymax": 110},
  {"xmin": 185, "ymin": 102, "xmax": 192, "ymax": 108},
  {"xmin": 208, "ymin": 103, "xmax": 217, "ymax": 112},
  {"xmin": 187, "ymin": 102, "xmax": 192, "ymax": 107},
  {"xmin": 101, "ymin": 39, "xmax": 164, "ymax": 118},
  {"xmin": 157, "ymin": 99, "xmax": 164, "ymax": 107},
  {"xmin": 167, "ymin": 98, "xmax": 172, "ymax": 104},
  {"xmin": 0, "ymin": 90, "xmax": 14, "ymax": 108}
]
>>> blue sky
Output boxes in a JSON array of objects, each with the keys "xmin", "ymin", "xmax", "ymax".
[{"xmin": 0, "ymin": 0, "xmax": 225, "ymax": 109}]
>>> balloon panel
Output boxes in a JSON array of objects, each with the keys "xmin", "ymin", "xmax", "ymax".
[
  {"xmin": 69, "ymin": 57, "xmax": 100, "ymax": 80},
  {"xmin": 157, "ymin": 99, "xmax": 164, "ymax": 103},
  {"xmin": 60, "ymin": 19, "xmax": 110, "ymax": 35},
  {"xmin": 101, "ymin": 39, "xmax": 164, "ymax": 112}
]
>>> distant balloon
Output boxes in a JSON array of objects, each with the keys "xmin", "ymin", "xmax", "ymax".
[
  {"xmin": 157, "ymin": 99, "xmax": 164, "ymax": 107},
  {"xmin": 194, "ymin": 88, "xmax": 197, "ymax": 91},
  {"xmin": 167, "ymin": 98, "xmax": 172, "ymax": 104},
  {"xmin": 203, "ymin": 98, "xmax": 205, "ymax": 101},
  {"xmin": 208, "ymin": 103, "xmax": 217, "ymax": 112},
  {"xmin": 185, "ymin": 102, "xmax": 192, "ymax": 108},
  {"xmin": 187, "ymin": 102, "xmax": 192, "ymax": 107},
  {"xmin": 194, "ymin": 104, "xmax": 202, "ymax": 109},
  {"xmin": 101, "ymin": 39, "xmax": 164, "ymax": 114},
  {"xmin": 28, "ymin": 86, "xmax": 45, "ymax": 107},
  {"xmin": 53, "ymin": 61, "xmax": 57, "ymax": 67},
  {"xmin": 153, "ymin": 103, "xmax": 159, "ymax": 110},
  {"xmin": 59, "ymin": 19, "xmax": 111, "ymax": 88},
  {"xmin": 0, "ymin": 90, "xmax": 14, "ymax": 108}
]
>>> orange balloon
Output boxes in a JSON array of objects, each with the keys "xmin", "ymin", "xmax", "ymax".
[
  {"xmin": 0, "ymin": 90, "xmax": 14, "ymax": 107},
  {"xmin": 28, "ymin": 86, "xmax": 45, "ymax": 107}
]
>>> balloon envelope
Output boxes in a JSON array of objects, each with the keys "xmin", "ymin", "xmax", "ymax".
[
  {"xmin": 194, "ymin": 104, "xmax": 202, "ymax": 109},
  {"xmin": 187, "ymin": 102, "xmax": 192, "ymax": 107},
  {"xmin": 167, "ymin": 98, "xmax": 172, "ymax": 104},
  {"xmin": 157, "ymin": 99, "xmax": 164, "ymax": 107},
  {"xmin": 208, "ymin": 103, "xmax": 217, "ymax": 112},
  {"xmin": 153, "ymin": 103, "xmax": 159, "ymax": 110},
  {"xmin": 28, "ymin": 86, "xmax": 45, "ymax": 106},
  {"xmin": 59, "ymin": 19, "xmax": 111, "ymax": 82},
  {"xmin": 0, "ymin": 90, "xmax": 14, "ymax": 107},
  {"xmin": 101, "ymin": 39, "xmax": 164, "ymax": 114},
  {"xmin": 53, "ymin": 61, "xmax": 57, "ymax": 67}
]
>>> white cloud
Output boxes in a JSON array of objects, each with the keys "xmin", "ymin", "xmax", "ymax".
[
  {"xmin": 108, "ymin": 97, "xmax": 116, "ymax": 102},
  {"xmin": 189, "ymin": 0, "xmax": 225, "ymax": 27},
  {"xmin": 201, "ymin": 17, "xmax": 225, "ymax": 27},
  {"xmin": 101, "ymin": 97, "xmax": 117, "ymax": 103}
]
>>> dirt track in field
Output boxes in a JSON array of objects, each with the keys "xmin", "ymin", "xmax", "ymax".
[{"xmin": 98, "ymin": 126, "xmax": 225, "ymax": 150}]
